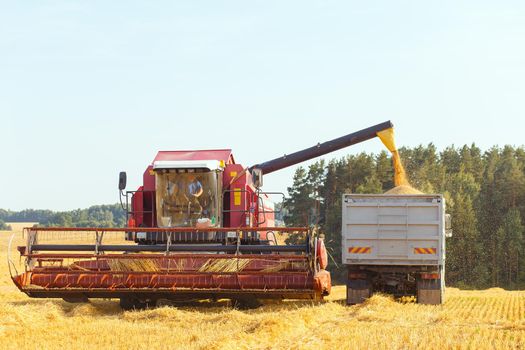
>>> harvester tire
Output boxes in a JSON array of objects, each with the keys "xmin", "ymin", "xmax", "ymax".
[
  {"xmin": 120, "ymin": 297, "xmax": 157, "ymax": 310},
  {"xmin": 231, "ymin": 297, "xmax": 262, "ymax": 309},
  {"xmin": 62, "ymin": 297, "xmax": 89, "ymax": 303}
]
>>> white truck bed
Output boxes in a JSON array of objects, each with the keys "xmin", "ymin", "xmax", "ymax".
[{"xmin": 342, "ymin": 194, "xmax": 445, "ymax": 266}]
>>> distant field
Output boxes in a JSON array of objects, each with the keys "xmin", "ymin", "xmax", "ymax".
[{"xmin": 1, "ymin": 224, "xmax": 524, "ymax": 350}]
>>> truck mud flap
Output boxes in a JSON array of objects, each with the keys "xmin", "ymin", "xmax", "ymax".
[
  {"xmin": 417, "ymin": 279, "xmax": 443, "ymax": 305},
  {"xmin": 346, "ymin": 279, "xmax": 370, "ymax": 305}
]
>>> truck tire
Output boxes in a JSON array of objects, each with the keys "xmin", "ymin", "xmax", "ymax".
[
  {"xmin": 417, "ymin": 279, "xmax": 442, "ymax": 305},
  {"xmin": 346, "ymin": 279, "xmax": 371, "ymax": 305}
]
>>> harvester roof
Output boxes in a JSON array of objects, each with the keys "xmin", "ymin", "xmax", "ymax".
[
  {"xmin": 152, "ymin": 149, "xmax": 235, "ymax": 170},
  {"xmin": 153, "ymin": 149, "xmax": 235, "ymax": 164}
]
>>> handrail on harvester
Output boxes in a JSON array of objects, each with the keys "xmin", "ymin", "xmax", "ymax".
[
  {"xmin": 19, "ymin": 226, "xmax": 313, "ymax": 256},
  {"xmin": 22, "ymin": 226, "xmax": 309, "ymax": 233},
  {"xmin": 7, "ymin": 232, "xmax": 19, "ymax": 279}
]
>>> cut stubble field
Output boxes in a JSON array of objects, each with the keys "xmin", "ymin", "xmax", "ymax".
[{"xmin": 1, "ymin": 223, "xmax": 524, "ymax": 350}]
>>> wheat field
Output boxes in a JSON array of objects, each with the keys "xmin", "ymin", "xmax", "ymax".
[{"xmin": 1, "ymin": 223, "xmax": 524, "ymax": 350}]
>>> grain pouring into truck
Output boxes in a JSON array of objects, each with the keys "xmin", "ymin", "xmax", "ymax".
[
  {"xmin": 343, "ymin": 125, "xmax": 451, "ymax": 305},
  {"xmin": 376, "ymin": 127, "xmax": 421, "ymax": 194}
]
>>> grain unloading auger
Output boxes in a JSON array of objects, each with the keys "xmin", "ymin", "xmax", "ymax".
[{"xmin": 10, "ymin": 121, "xmax": 393, "ymax": 309}]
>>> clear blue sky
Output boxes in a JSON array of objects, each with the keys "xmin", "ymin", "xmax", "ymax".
[{"xmin": 1, "ymin": 1, "xmax": 524, "ymax": 211}]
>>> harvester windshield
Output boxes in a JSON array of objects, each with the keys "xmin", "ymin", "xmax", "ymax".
[{"xmin": 155, "ymin": 170, "xmax": 220, "ymax": 227}]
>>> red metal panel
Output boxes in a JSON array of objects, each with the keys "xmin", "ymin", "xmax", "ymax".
[
  {"xmin": 223, "ymin": 164, "xmax": 251, "ymax": 227},
  {"xmin": 140, "ymin": 166, "xmax": 156, "ymax": 226},
  {"xmin": 143, "ymin": 166, "xmax": 155, "ymax": 191},
  {"xmin": 131, "ymin": 187, "xmax": 144, "ymax": 227}
]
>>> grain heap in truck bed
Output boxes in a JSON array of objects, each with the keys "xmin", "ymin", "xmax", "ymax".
[{"xmin": 384, "ymin": 185, "xmax": 423, "ymax": 195}]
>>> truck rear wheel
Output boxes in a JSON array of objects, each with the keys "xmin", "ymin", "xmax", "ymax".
[
  {"xmin": 346, "ymin": 279, "xmax": 371, "ymax": 305},
  {"xmin": 416, "ymin": 279, "xmax": 442, "ymax": 305}
]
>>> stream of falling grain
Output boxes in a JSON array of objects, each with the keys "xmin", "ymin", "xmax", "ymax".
[{"xmin": 377, "ymin": 127, "xmax": 421, "ymax": 193}]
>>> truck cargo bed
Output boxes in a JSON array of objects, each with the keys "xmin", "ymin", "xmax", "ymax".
[{"xmin": 342, "ymin": 194, "xmax": 445, "ymax": 267}]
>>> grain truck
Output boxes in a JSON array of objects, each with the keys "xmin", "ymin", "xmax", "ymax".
[{"xmin": 342, "ymin": 193, "xmax": 451, "ymax": 305}]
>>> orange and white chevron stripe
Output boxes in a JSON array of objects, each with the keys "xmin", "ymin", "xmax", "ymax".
[
  {"xmin": 414, "ymin": 247, "xmax": 437, "ymax": 254},
  {"xmin": 348, "ymin": 246, "xmax": 371, "ymax": 254}
]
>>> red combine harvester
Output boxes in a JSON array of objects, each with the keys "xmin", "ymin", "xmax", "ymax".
[{"xmin": 9, "ymin": 121, "xmax": 393, "ymax": 309}]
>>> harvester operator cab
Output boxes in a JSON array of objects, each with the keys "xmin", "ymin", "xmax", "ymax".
[{"xmin": 155, "ymin": 169, "xmax": 220, "ymax": 228}]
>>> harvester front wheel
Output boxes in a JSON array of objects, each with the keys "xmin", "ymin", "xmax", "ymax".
[
  {"xmin": 231, "ymin": 297, "xmax": 262, "ymax": 309},
  {"xmin": 119, "ymin": 297, "xmax": 157, "ymax": 310},
  {"xmin": 62, "ymin": 297, "xmax": 89, "ymax": 303}
]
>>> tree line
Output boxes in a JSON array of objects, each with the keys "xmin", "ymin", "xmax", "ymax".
[
  {"xmin": 283, "ymin": 144, "xmax": 525, "ymax": 289},
  {"xmin": 2, "ymin": 145, "xmax": 524, "ymax": 289},
  {"xmin": 0, "ymin": 204, "xmax": 127, "ymax": 228},
  {"xmin": 0, "ymin": 219, "xmax": 11, "ymax": 230}
]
